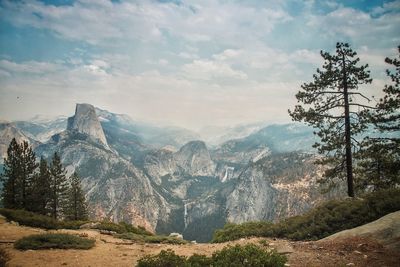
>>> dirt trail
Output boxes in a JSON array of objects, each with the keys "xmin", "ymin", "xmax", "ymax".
[{"xmin": 0, "ymin": 216, "xmax": 399, "ymax": 267}]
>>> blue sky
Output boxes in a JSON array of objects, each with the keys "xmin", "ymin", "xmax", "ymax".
[{"xmin": 0, "ymin": 0, "xmax": 399, "ymax": 130}]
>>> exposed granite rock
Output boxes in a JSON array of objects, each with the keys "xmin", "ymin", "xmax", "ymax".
[{"xmin": 67, "ymin": 103, "xmax": 108, "ymax": 147}]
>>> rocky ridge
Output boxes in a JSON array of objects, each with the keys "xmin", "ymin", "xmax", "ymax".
[
  {"xmin": 7, "ymin": 104, "xmax": 342, "ymax": 241},
  {"xmin": 67, "ymin": 103, "xmax": 108, "ymax": 147}
]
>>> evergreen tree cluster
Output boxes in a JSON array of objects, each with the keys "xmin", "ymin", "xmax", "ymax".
[
  {"xmin": 1, "ymin": 139, "xmax": 88, "ymax": 221},
  {"xmin": 289, "ymin": 43, "xmax": 400, "ymax": 196}
]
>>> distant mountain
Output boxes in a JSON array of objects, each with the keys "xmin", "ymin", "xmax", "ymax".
[
  {"xmin": 0, "ymin": 122, "xmax": 39, "ymax": 161},
  {"xmin": 226, "ymin": 152, "xmax": 344, "ymax": 224},
  {"xmin": 14, "ymin": 116, "xmax": 67, "ymax": 143},
  {"xmin": 3, "ymin": 104, "xmax": 344, "ymax": 242},
  {"xmin": 199, "ymin": 122, "xmax": 267, "ymax": 147},
  {"xmin": 96, "ymin": 107, "xmax": 200, "ymax": 150},
  {"xmin": 67, "ymin": 104, "xmax": 108, "ymax": 147},
  {"xmin": 35, "ymin": 104, "xmax": 170, "ymax": 231}
]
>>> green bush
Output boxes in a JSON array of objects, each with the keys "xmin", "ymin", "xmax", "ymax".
[
  {"xmin": 0, "ymin": 209, "xmax": 88, "ymax": 230},
  {"xmin": 136, "ymin": 244, "xmax": 287, "ymax": 267},
  {"xmin": 119, "ymin": 222, "xmax": 153, "ymax": 236},
  {"xmin": 212, "ymin": 221, "xmax": 272, "ymax": 243},
  {"xmin": 93, "ymin": 220, "xmax": 154, "ymax": 236},
  {"xmin": 0, "ymin": 209, "xmax": 58, "ymax": 229},
  {"xmin": 144, "ymin": 235, "xmax": 188, "ymax": 245},
  {"xmin": 58, "ymin": 220, "xmax": 89, "ymax": 229},
  {"xmin": 14, "ymin": 233, "xmax": 95, "ymax": 250},
  {"xmin": 137, "ymin": 249, "xmax": 187, "ymax": 267},
  {"xmin": 93, "ymin": 221, "xmax": 127, "ymax": 233},
  {"xmin": 187, "ymin": 254, "xmax": 213, "ymax": 267},
  {"xmin": 212, "ymin": 244, "xmax": 287, "ymax": 267},
  {"xmin": 115, "ymin": 232, "xmax": 187, "ymax": 244},
  {"xmin": 114, "ymin": 232, "xmax": 146, "ymax": 242},
  {"xmin": 212, "ymin": 188, "xmax": 400, "ymax": 242}
]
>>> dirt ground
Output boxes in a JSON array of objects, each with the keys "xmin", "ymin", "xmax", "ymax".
[{"xmin": 0, "ymin": 217, "xmax": 399, "ymax": 267}]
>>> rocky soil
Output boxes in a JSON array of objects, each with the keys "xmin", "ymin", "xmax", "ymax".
[{"xmin": 1, "ymin": 215, "xmax": 399, "ymax": 267}]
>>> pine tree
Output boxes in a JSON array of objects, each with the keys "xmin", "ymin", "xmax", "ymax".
[
  {"xmin": 1, "ymin": 138, "xmax": 21, "ymax": 209},
  {"xmin": 1, "ymin": 139, "xmax": 37, "ymax": 209},
  {"xmin": 288, "ymin": 43, "xmax": 373, "ymax": 197},
  {"xmin": 357, "ymin": 46, "xmax": 400, "ymax": 189},
  {"xmin": 49, "ymin": 152, "xmax": 69, "ymax": 220},
  {"xmin": 65, "ymin": 172, "xmax": 88, "ymax": 221},
  {"xmin": 30, "ymin": 157, "xmax": 51, "ymax": 215},
  {"xmin": 19, "ymin": 141, "xmax": 38, "ymax": 210}
]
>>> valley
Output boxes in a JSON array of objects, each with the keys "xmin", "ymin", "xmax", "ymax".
[{"xmin": 1, "ymin": 103, "xmax": 344, "ymax": 242}]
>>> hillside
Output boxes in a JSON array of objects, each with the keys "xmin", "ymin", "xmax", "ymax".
[
  {"xmin": 6, "ymin": 103, "xmax": 341, "ymax": 242},
  {"xmin": 0, "ymin": 213, "xmax": 399, "ymax": 267}
]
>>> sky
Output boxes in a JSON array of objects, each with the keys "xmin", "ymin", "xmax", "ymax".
[{"xmin": 0, "ymin": 0, "xmax": 399, "ymax": 130}]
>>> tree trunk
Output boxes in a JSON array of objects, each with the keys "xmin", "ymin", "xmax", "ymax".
[{"xmin": 342, "ymin": 53, "xmax": 355, "ymax": 197}]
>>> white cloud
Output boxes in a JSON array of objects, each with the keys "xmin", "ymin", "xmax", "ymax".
[
  {"xmin": 0, "ymin": 69, "xmax": 10, "ymax": 77},
  {"xmin": 0, "ymin": 0, "xmax": 292, "ymax": 47},
  {"xmin": 178, "ymin": 52, "xmax": 199, "ymax": 60},
  {"xmin": 307, "ymin": 6, "xmax": 400, "ymax": 47},
  {"xmin": 0, "ymin": 59, "xmax": 64, "ymax": 74},
  {"xmin": 182, "ymin": 59, "xmax": 248, "ymax": 80},
  {"xmin": 0, "ymin": 0, "xmax": 398, "ymax": 128}
]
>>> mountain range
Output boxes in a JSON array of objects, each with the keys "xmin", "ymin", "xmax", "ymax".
[{"xmin": 1, "ymin": 103, "xmax": 341, "ymax": 242}]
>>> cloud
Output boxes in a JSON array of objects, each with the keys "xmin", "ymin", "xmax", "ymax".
[
  {"xmin": 0, "ymin": 59, "xmax": 64, "ymax": 74},
  {"xmin": 0, "ymin": 0, "xmax": 398, "ymax": 129},
  {"xmin": 306, "ymin": 6, "xmax": 400, "ymax": 47},
  {"xmin": 0, "ymin": 0, "xmax": 292, "ymax": 47},
  {"xmin": 182, "ymin": 59, "xmax": 248, "ymax": 80}
]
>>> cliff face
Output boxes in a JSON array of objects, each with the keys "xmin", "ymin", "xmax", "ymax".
[
  {"xmin": 144, "ymin": 140, "xmax": 216, "ymax": 185},
  {"xmin": 37, "ymin": 130, "xmax": 170, "ymax": 232},
  {"xmin": 7, "ymin": 104, "xmax": 345, "ymax": 242},
  {"xmin": 225, "ymin": 153, "xmax": 343, "ymax": 223},
  {"xmin": 67, "ymin": 103, "xmax": 108, "ymax": 147}
]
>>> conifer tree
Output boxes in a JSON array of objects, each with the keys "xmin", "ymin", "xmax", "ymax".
[
  {"xmin": 65, "ymin": 172, "xmax": 88, "ymax": 221},
  {"xmin": 357, "ymin": 46, "xmax": 400, "ymax": 189},
  {"xmin": 289, "ymin": 43, "xmax": 373, "ymax": 197},
  {"xmin": 19, "ymin": 141, "xmax": 37, "ymax": 210},
  {"xmin": 49, "ymin": 152, "xmax": 69, "ymax": 220},
  {"xmin": 1, "ymin": 139, "xmax": 37, "ymax": 209},
  {"xmin": 30, "ymin": 157, "xmax": 51, "ymax": 214},
  {"xmin": 1, "ymin": 138, "xmax": 21, "ymax": 209}
]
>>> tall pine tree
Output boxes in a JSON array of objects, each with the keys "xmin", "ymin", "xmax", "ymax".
[
  {"xmin": 49, "ymin": 152, "xmax": 69, "ymax": 220},
  {"xmin": 1, "ymin": 139, "xmax": 37, "ymax": 209},
  {"xmin": 289, "ymin": 43, "xmax": 373, "ymax": 197},
  {"xmin": 1, "ymin": 138, "xmax": 21, "ymax": 209},
  {"xmin": 357, "ymin": 46, "xmax": 400, "ymax": 189},
  {"xmin": 65, "ymin": 172, "xmax": 88, "ymax": 221},
  {"xmin": 19, "ymin": 141, "xmax": 38, "ymax": 210},
  {"xmin": 30, "ymin": 157, "xmax": 51, "ymax": 215}
]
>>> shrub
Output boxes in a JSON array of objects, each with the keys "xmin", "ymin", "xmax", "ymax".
[
  {"xmin": 93, "ymin": 221, "xmax": 126, "ymax": 233},
  {"xmin": 119, "ymin": 222, "xmax": 153, "ymax": 236},
  {"xmin": 212, "ymin": 188, "xmax": 400, "ymax": 242},
  {"xmin": 144, "ymin": 235, "xmax": 188, "ymax": 245},
  {"xmin": 93, "ymin": 220, "xmax": 154, "ymax": 236},
  {"xmin": 0, "ymin": 209, "xmax": 58, "ymax": 229},
  {"xmin": 212, "ymin": 244, "xmax": 287, "ymax": 267},
  {"xmin": 114, "ymin": 232, "xmax": 146, "ymax": 242},
  {"xmin": 58, "ymin": 220, "xmax": 89, "ymax": 229},
  {"xmin": 0, "ymin": 209, "xmax": 88, "ymax": 230},
  {"xmin": 0, "ymin": 248, "xmax": 9, "ymax": 267},
  {"xmin": 115, "ymin": 232, "xmax": 187, "ymax": 244},
  {"xmin": 137, "ymin": 249, "xmax": 187, "ymax": 267},
  {"xmin": 187, "ymin": 254, "xmax": 213, "ymax": 267},
  {"xmin": 136, "ymin": 244, "xmax": 287, "ymax": 267},
  {"xmin": 212, "ymin": 221, "xmax": 272, "ymax": 243},
  {"xmin": 14, "ymin": 233, "xmax": 95, "ymax": 250}
]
